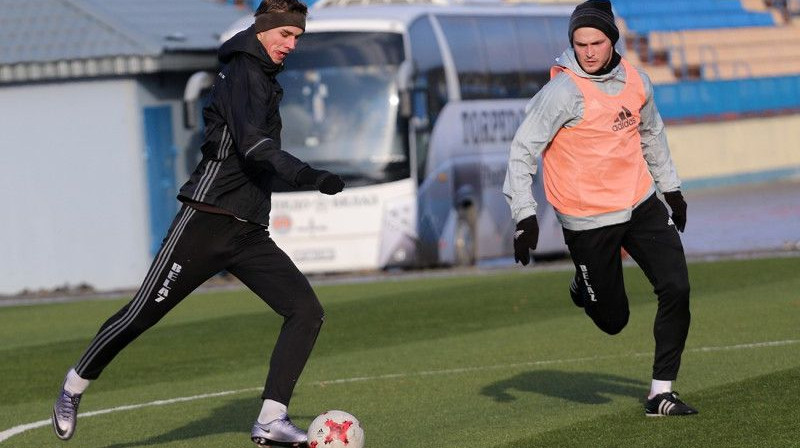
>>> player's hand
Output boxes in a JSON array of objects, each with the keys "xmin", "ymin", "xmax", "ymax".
[
  {"xmin": 296, "ymin": 166, "xmax": 345, "ymax": 195},
  {"xmin": 316, "ymin": 172, "xmax": 345, "ymax": 195},
  {"xmin": 513, "ymin": 215, "xmax": 539, "ymax": 266},
  {"xmin": 663, "ymin": 190, "xmax": 687, "ymax": 232}
]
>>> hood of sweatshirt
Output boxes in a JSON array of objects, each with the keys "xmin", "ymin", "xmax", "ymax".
[
  {"xmin": 555, "ymin": 48, "xmax": 624, "ymax": 83},
  {"xmin": 218, "ymin": 24, "xmax": 282, "ymax": 75}
]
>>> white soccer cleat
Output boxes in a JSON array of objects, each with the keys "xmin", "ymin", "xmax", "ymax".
[
  {"xmin": 52, "ymin": 386, "xmax": 81, "ymax": 440},
  {"xmin": 251, "ymin": 414, "xmax": 308, "ymax": 447}
]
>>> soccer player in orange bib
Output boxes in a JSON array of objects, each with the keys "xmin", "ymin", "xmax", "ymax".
[{"xmin": 504, "ymin": 0, "xmax": 697, "ymax": 417}]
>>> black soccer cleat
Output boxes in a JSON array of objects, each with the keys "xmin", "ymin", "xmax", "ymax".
[{"xmin": 645, "ymin": 391, "xmax": 698, "ymax": 417}]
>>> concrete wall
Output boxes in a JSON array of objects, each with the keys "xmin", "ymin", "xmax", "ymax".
[
  {"xmin": 1, "ymin": 79, "xmax": 152, "ymax": 295},
  {"xmin": 667, "ymin": 114, "xmax": 800, "ymax": 188},
  {"xmin": 0, "ymin": 72, "xmax": 204, "ymax": 295}
]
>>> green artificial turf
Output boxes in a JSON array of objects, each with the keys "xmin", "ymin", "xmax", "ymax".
[{"xmin": 1, "ymin": 257, "xmax": 798, "ymax": 447}]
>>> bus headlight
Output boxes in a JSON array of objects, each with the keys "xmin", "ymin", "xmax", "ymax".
[{"xmin": 392, "ymin": 248, "xmax": 407, "ymax": 263}]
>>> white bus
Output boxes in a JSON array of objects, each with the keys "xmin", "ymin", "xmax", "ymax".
[{"xmin": 185, "ymin": 0, "xmax": 571, "ymax": 272}]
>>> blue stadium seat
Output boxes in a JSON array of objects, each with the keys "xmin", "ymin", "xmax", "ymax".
[
  {"xmin": 614, "ymin": 0, "xmax": 744, "ymax": 16},
  {"xmin": 624, "ymin": 12, "xmax": 774, "ymax": 34},
  {"xmin": 613, "ymin": 0, "xmax": 775, "ymax": 34}
]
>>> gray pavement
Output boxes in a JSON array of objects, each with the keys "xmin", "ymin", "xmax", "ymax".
[{"xmin": 680, "ymin": 178, "xmax": 800, "ymax": 257}]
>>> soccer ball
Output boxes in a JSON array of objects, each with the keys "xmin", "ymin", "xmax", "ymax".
[{"xmin": 307, "ymin": 410, "xmax": 365, "ymax": 448}]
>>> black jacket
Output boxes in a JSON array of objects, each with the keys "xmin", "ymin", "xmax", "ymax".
[{"xmin": 178, "ymin": 25, "xmax": 308, "ymax": 225}]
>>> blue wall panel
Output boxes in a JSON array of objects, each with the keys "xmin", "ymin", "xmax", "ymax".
[
  {"xmin": 143, "ymin": 106, "xmax": 178, "ymax": 257},
  {"xmin": 654, "ymin": 76, "xmax": 800, "ymax": 121}
]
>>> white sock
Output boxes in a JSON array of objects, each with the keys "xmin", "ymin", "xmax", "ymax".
[
  {"xmin": 64, "ymin": 368, "xmax": 91, "ymax": 395},
  {"xmin": 648, "ymin": 379, "xmax": 672, "ymax": 399},
  {"xmin": 257, "ymin": 399, "xmax": 288, "ymax": 424}
]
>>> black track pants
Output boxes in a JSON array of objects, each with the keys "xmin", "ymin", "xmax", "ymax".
[
  {"xmin": 74, "ymin": 205, "xmax": 323, "ymax": 405},
  {"xmin": 562, "ymin": 194, "xmax": 691, "ymax": 381}
]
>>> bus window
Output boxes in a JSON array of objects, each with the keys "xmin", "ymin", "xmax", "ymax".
[
  {"xmin": 276, "ymin": 32, "xmax": 408, "ymax": 189},
  {"xmin": 514, "ymin": 16, "xmax": 571, "ymax": 98},
  {"xmin": 439, "ymin": 15, "xmax": 546, "ymax": 100},
  {"xmin": 477, "ymin": 16, "xmax": 524, "ymax": 98},
  {"xmin": 437, "ymin": 16, "xmax": 493, "ymax": 100}
]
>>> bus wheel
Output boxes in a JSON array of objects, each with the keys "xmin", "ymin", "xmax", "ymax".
[{"xmin": 454, "ymin": 211, "xmax": 476, "ymax": 267}]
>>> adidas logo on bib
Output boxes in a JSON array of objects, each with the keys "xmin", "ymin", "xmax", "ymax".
[{"xmin": 612, "ymin": 106, "xmax": 637, "ymax": 131}]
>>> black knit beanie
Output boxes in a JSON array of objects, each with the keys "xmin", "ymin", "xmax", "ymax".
[{"xmin": 569, "ymin": 0, "xmax": 619, "ymax": 46}]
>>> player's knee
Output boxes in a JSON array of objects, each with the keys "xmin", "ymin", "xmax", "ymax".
[
  {"xmin": 662, "ymin": 278, "xmax": 690, "ymax": 306},
  {"xmin": 601, "ymin": 319, "xmax": 627, "ymax": 335},
  {"xmin": 595, "ymin": 311, "xmax": 629, "ymax": 335},
  {"xmin": 674, "ymin": 281, "xmax": 690, "ymax": 302},
  {"xmin": 295, "ymin": 294, "xmax": 324, "ymax": 329}
]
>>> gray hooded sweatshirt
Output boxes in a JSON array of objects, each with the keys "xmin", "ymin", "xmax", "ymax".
[{"xmin": 503, "ymin": 49, "xmax": 681, "ymax": 231}]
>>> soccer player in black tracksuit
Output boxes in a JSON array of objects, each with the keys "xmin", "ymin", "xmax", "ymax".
[{"xmin": 52, "ymin": 1, "xmax": 340, "ymax": 446}]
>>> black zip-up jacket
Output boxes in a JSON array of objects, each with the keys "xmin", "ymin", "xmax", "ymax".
[{"xmin": 178, "ymin": 25, "xmax": 308, "ymax": 225}]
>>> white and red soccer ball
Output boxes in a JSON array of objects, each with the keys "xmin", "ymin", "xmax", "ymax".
[{"xmin": 307, "ymin": 410, "xmax": 365, "ymax": 448}]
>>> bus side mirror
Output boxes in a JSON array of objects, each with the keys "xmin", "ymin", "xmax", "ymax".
[
  {"xmin": 183, "ymin": 101, "xmax": 198, "ymax": 130},
  {"xmin": 410, "ymin": 87, "xmax": 430, "ymax": 130},
  {"xmin": 410, "ymin": 115, "xmax": 430, "ymax": 131},
  {"xmin": 397, "ymin": 60, "xmax": 414, "ymax": 119},
  {"xmin": 183, "ymin": 71, "xmax": 215, "ymax": 129},
  {"xmin": 400, "ymin": 90, "xmax": 412, "ymax": 118}
]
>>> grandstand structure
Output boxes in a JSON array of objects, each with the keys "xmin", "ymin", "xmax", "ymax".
[
  {"xmin": 601, "ymin": 0, "xmax": 800, "ymax": 188},
  {"xmin": 606, "ymin": 0, "xmax": 800, "ymax": 121},
  {"xmin": 619, "ymin": 0, "xmax": 796, "ymax": 80},
  {"xmin": 498, "ymin": 0, "xmax": 800, "ymax": 121}
]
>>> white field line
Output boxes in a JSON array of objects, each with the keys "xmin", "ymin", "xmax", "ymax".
[
  {"xmin": 2, "ymin": 339, "xmax": 797, "ymax": 443},
  {"xmin": 313, "ymin": 339, "xmax": 800, "ymax": 385},
  {"xmin": 0, "ymin": 388, "xmax": 260, "ymax": 443}
]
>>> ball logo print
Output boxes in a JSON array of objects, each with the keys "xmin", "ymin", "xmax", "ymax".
[
  {"xmin": 307, "ymin": 410, "xmax": 364, "ymax": 448},
  {"xmin": 321, "ymin": 419, "xmax": 351, "ymax": 444}
]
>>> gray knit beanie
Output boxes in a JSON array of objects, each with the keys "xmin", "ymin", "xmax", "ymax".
[{"xmin": 569, "ymin": 0, "xmax": 619, "ymax": 46}]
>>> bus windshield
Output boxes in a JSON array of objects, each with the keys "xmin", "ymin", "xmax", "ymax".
[{"xmin": 278, "ymin": 31, "xmax": 408, "ymax": 188}]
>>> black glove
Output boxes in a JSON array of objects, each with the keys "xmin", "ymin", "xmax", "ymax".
[
  {"xmin": 296, "ymin": 166, "xmax": 345, "ymax": 195},
  {"xmin": 317, "ymin": 173, "xmax": 345, "ymax": 195},
  {"xmin": 663, "ymin": 190, "xmax": 687, "ymax": 232},
  {"xmin": 513, "ymin": 215, "xmax": 539, "ymax": 266}
]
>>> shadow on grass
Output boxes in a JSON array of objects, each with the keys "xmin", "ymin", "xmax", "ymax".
[
  {"xmin": 481, "ymin": 370, "xmax": 647, "ymax": 404},
  {"xmin": 495, "ymin": 367, "xmax": 800, "ymax": 448},
  {"xmin": 101, "ymin": 397, "xmax": 315, "ymax": 448}
]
